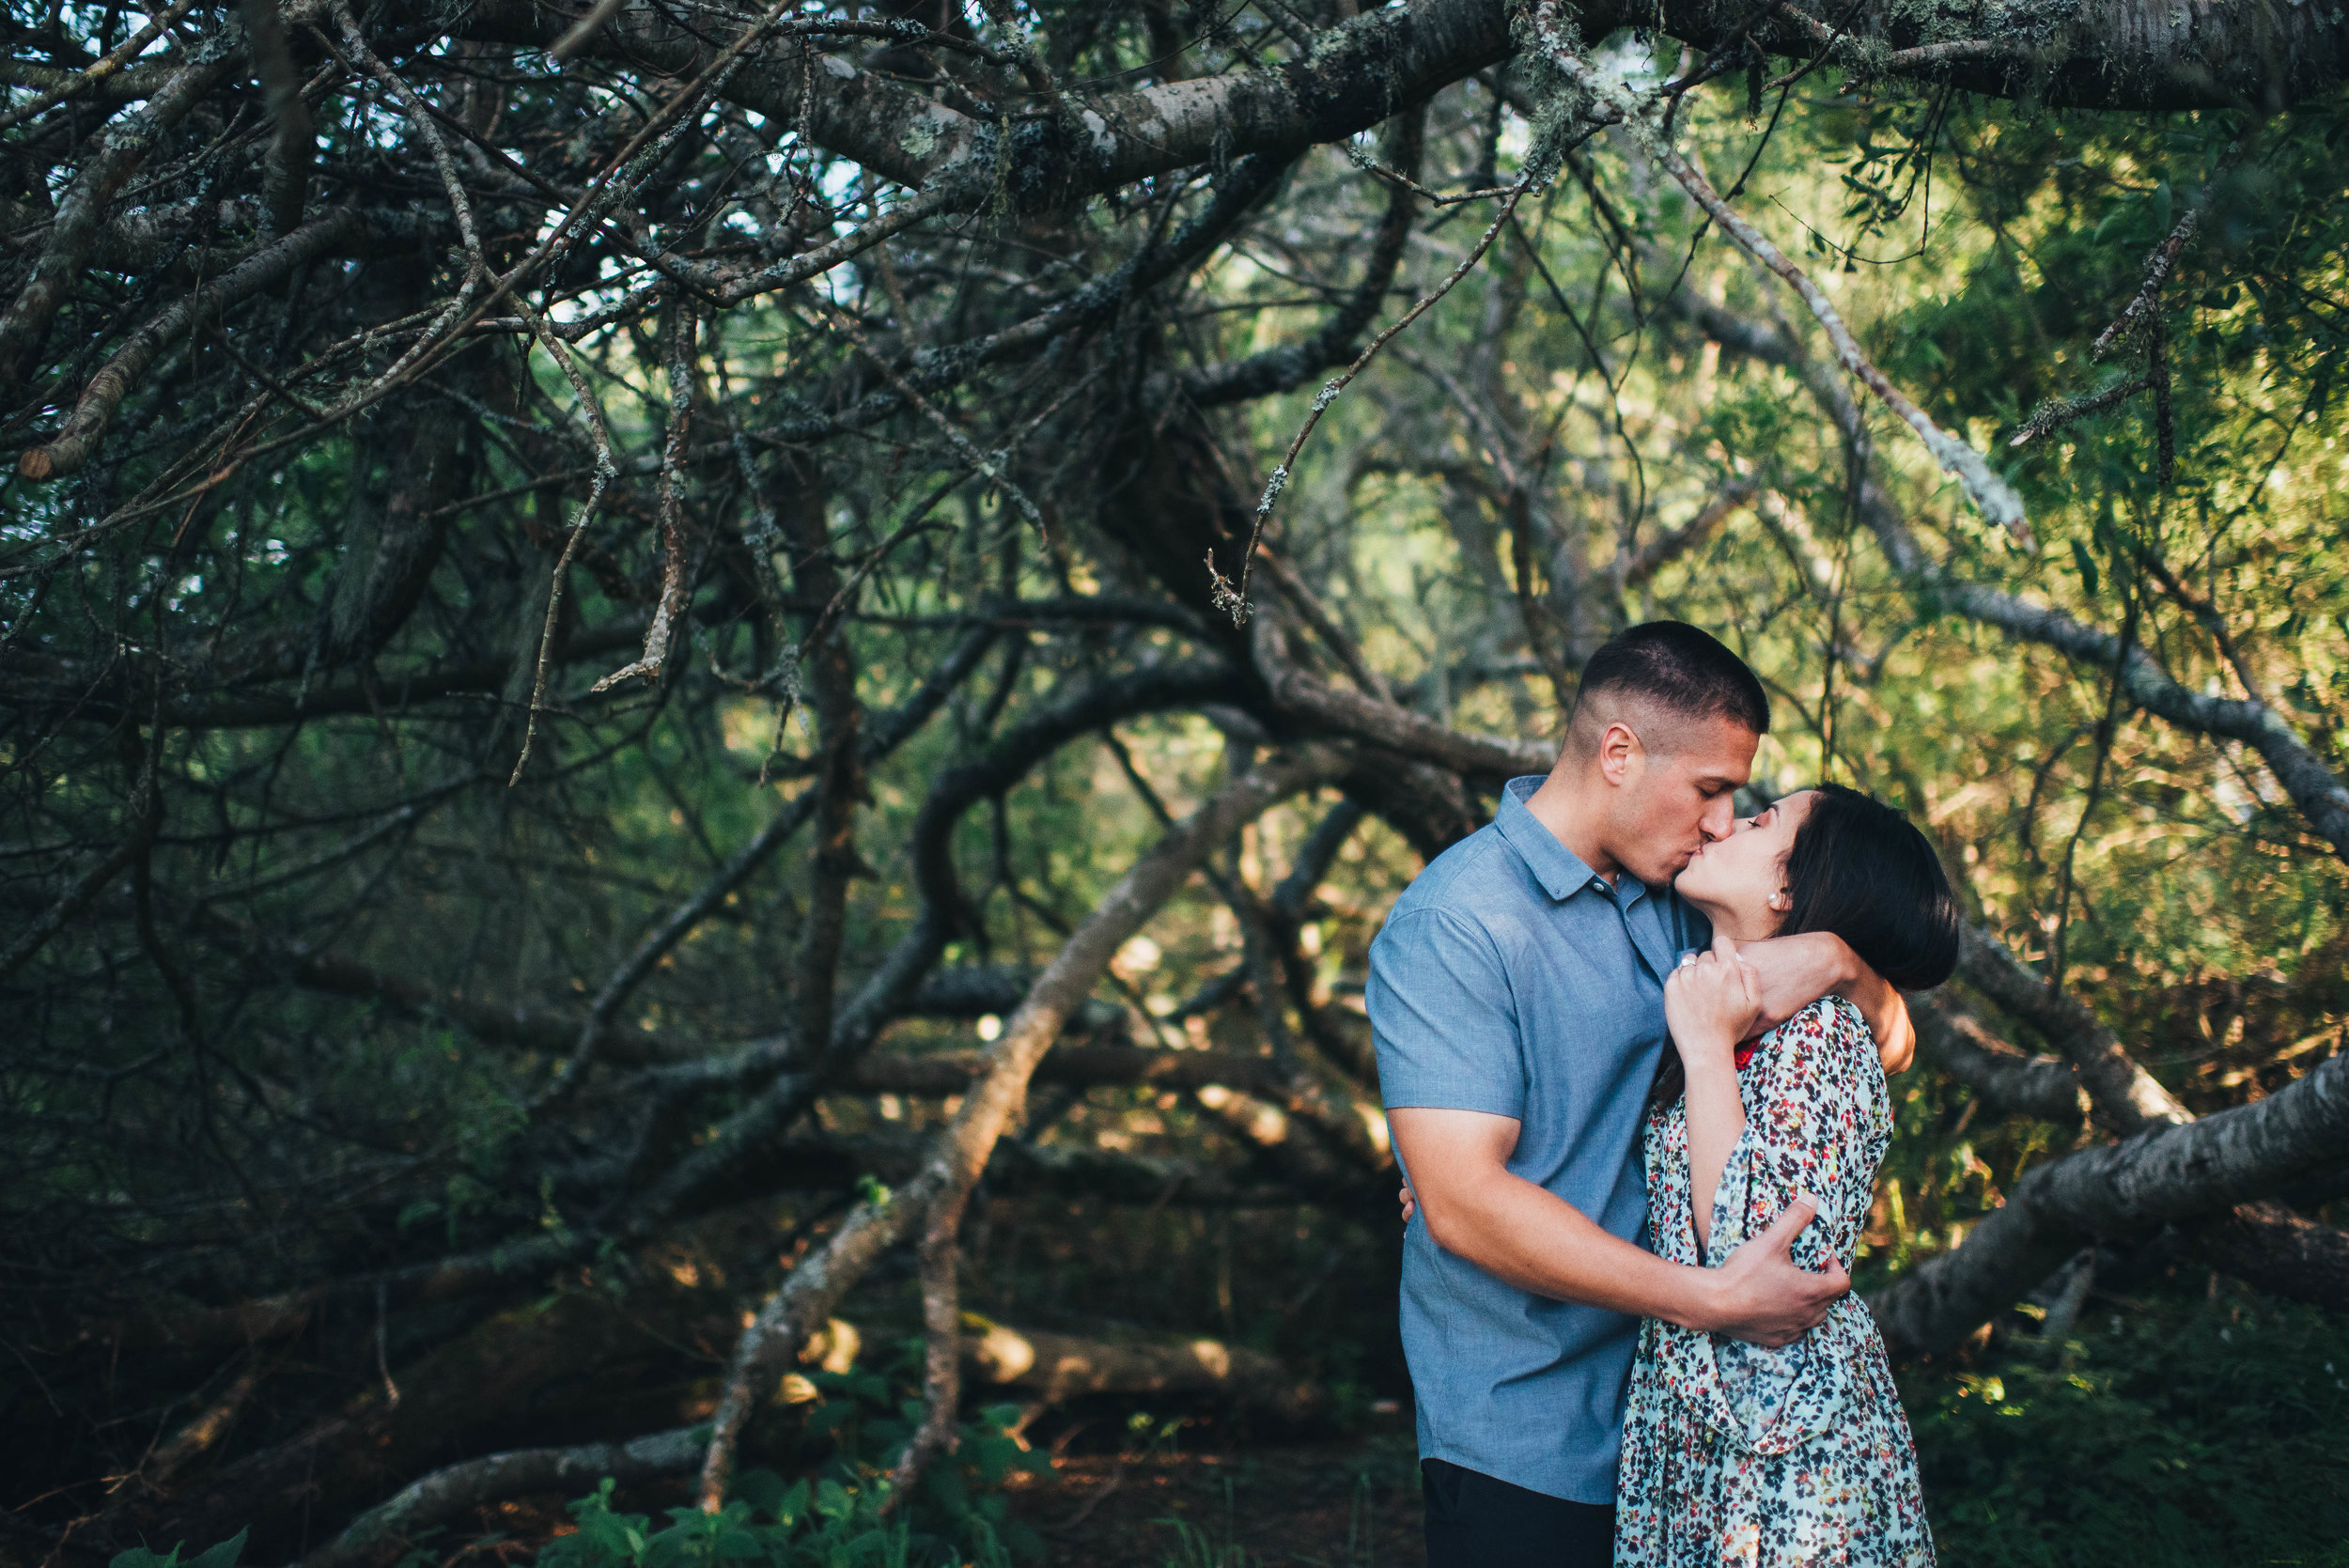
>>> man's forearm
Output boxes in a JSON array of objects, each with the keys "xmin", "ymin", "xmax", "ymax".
[
  {"xmin": 1745, "ymin": 931, "xmax": 1912, "ymax": 1058},
  {"xmin": 1837, "ymin": 964, "xmax": 1914, "ymax": 1062},
  {"xmin": 1424, "ymin": 1170, "xmax": 1723, "ymax": 1329}
]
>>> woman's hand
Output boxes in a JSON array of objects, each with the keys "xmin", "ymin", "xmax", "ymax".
[
  {"xmin": 1398, "ymin": 1182, "xmax": 1415, "ymax": 1225},
  {"xmin": 1664, "ymin": 930, "xmax": 1766, "ymax": 1063}
]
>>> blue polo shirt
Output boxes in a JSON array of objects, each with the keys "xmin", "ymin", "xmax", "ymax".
[{"xmin": 1368, "ymin": 775, "xmax": 1704, "ymax": 1503}]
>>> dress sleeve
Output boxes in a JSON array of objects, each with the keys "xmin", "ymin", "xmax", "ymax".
[
  {"xmin": 1697, "ymin": 997, "xmax": 1884, "ymax": 1444},
  {"xmin": 1699, "ymin": 995, "xmax": 1881, "ymax": 1273}
]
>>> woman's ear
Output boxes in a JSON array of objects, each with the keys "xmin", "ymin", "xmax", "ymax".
[{"xmin": 1767, "ymin": 885, "xmax": 1791, "ymax": 912}]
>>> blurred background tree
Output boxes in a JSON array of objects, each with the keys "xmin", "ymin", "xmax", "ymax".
[{"xmin": 4, "ymin": 2, "xmax": 2347, "ymax": 1564}]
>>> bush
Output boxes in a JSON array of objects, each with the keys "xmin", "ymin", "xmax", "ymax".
[
  {"xmin": 536, "ymin": 1352, "xmax": 1050, "ymax": 1568},
  {"xmin": 1906, "ymin": 1281, "xmax": 2349, "ymax": 1568}
]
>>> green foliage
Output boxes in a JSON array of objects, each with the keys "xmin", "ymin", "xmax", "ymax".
[
  {"xmin": 1907, "ymin": 1286, "xmax": 2349, "ymax": 1567},
  {"xmin": 535, "ymin": 1360, "xmax": 1049, "ymax": 1568},
  {"xmin": 109, "ymin": 1531, "xmax": 246, "ymax": 1568}
]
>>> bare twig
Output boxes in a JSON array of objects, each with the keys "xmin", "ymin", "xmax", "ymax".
[
  {"xmin": 1521, "ymin": 0, "xmax": 2032, "ymax": 549},
  {"xmin": 587, "ymin": 305, "xmax": 698, "ymax": 692},
  {"xmin": 0, "ymin": 0, "xmax": 200, "ymax": 132},
  {"xmin": 2008, "ymin": 376, "xmax": 2151, "ymax": 447},
  {"xmin": 1211, "ymin": 179, "xmax": 1533, "ymax": 625}
]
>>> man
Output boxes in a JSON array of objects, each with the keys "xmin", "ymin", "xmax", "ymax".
[{"xmin": 1369, "ymin": 622, "xmax": 1913, "ymax": 1568}]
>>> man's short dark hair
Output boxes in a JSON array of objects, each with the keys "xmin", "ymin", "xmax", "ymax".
[{"xmin": 1571, "ymin": 622, "xmax": 1769, "ymax": 736}]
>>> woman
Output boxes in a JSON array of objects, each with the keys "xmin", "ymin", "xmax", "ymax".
[{"xmin": 1614, "ymin": 783, "xmax": 1958, "ymax": 1568}]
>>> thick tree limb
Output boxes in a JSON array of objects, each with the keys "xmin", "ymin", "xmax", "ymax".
[
  {"xmin": 1913, "ymin": 993, "xmax": 2089, "ymax": 1126},
  {"xmin": 297, "ymin": 1312, "xmax": 1314, "ymax": 1568},
  {"xmin": 1253, "ymin": 604, "xmax": 1554, "ymax": 778},
  {"xmin": 21, "ymin": 210, "xmax": 362, "ymax": 479},
  {"xmin": 843, "ymin": 1045, "xmax": 1293, "ymax": 1099},
  {"xmin": 303, "ymin": 1430, "xmax": 706, "ymax": 1568},
  {"xmin": 458, "ymin": 0, "xmax": 2349, "ymax": 246},
  {"xmin": 2188, "ymin": 1199, "xmax": 2349, "ymax": 1312},
  {"xmin": 1868, "ymin": 1050, "xmax": 2349, "ymax": 1354},
  {"xmin": 1953, "ymin": 923, "xmax": 2190, "ymax": 1131},
  {"xmin": 963, "ymin": 1320, "xmax": 1319, "ymax": 1421},
  {"xmin": 0, "ymin": 39, "xmax": 240, "ymax": 388},
  {"xmin": 1176, "ymin": 107, "xmax": 1424, "ymax": 409}
]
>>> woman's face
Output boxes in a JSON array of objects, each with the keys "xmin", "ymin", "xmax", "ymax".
[{"xmin": 1672, "ymin": 788, "xmax": 1816, "ymax": 940}]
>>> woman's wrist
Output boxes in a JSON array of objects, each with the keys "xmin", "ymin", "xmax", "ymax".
[{"xmin": 1677, "ymin": 1027, "xmax": 1739, "ymax": 1070}]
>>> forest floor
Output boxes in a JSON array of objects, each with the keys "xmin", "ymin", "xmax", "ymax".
[{"xmin": 1003, "ymin": 1427, "xmax": 1425, "ymax": 1568}]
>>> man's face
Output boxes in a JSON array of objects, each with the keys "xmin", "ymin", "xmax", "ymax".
[{"xmin": 1609, "ymin": 715, "xmax": 1759, "ymax": 886}]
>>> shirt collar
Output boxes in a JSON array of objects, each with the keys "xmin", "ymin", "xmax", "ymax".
[{"xmin": 1493, "ymin": 776, "xmax": 1650, "ymax": 908}]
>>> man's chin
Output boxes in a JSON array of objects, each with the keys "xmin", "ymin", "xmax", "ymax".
[{"xmin": 1634, "ymin": 852, "xmax": 1697, "ymax": 888}]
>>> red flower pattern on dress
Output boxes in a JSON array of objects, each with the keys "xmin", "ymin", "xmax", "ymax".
[{"xmin": 1615, "ymin": 997, "xmax": 1936, "ymax": 1567}]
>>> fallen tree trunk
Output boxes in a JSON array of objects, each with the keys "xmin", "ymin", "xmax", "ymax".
[
  {"xmin": 1869, "ymin": 1050, "xmax": 2349, "ymax": 1354},
  {"xmin": 293, "ymin": 1312, "xmax": 1319, "ymax": 1568},
  {"xmin": 1913, "ymin": 993, "xmax": 2089, "ymax": 1126},
  {"xmin": 961, "ymin": 1320, "xmax": 1319, "ymax": 1423}
]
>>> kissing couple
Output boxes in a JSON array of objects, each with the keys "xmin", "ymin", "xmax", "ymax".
[{"xmin": 1374, "ymin": 621, "xmax": 1953, "ymax": 1567}]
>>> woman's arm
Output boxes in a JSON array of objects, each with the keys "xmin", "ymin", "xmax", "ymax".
[
  {"xmin": 1663, "ymin": 933, "xmax": 1764, "ymax": 1251},
  {"xmin": 1700, "ymin": 997, "xmax": 1878, "ymax": 1272}
]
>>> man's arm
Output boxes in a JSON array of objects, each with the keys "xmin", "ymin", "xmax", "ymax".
[
  {"xmin": 1740, "ymin": 931, "xmax": 1915, "ymax": 1067},
  {"xmin": 1389, "ymin": 1106, "xmax": 1845, "ymax": 1348}
]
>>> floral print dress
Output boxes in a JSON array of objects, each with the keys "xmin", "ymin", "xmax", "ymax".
[{"xmin": 1614, "ymin": 996, "xmax": 1935, "ymax": 1568}]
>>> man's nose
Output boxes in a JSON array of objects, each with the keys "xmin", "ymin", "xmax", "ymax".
[{"xmin": 1700, "ymin": 795, "xmax": 1735, "ymax": 842}]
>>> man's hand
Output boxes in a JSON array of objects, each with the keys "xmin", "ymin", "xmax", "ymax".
[
  {"xmin": 1388, "ymin": 1108, "xmax": 1846, "ymax": 1331},
  {"xmin": 1705, "ymin": 1196, "xmax": 1848, "ymax": 1347}
]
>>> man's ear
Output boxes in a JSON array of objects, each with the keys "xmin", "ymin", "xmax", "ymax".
[{"xmin": 1597, "ymin": 721, "xmax": 1642, "ymax": 785}]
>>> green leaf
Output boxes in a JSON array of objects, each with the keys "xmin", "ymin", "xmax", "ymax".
[
  {"xmin": 730, "ymin": 1468, "xmax": 787, "ymax": 1519},
  {"xmin": 111, "ymin": 1546, "xmax": 183, "ymax": 1568},
  {"xmin": 967, "ymin": 1435, "xmax": 1019, "ymax": 1487},
  {"xmin": 2071, "ymin": 538, "xmax": 2100, "ymax": 598},
  {"xmin": 924, "ymin": 1461, "xmax": 970, "ymax": 1519},
  {"xmin": 183, "ymin": 1531, "xmax": 247, "ymax": 1568}
]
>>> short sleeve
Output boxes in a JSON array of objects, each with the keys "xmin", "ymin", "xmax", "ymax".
[{"xmin": 1366, "ymin": 907, "xmax": 1524, "ymax": 1119}]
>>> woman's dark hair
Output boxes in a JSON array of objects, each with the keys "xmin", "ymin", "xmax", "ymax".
[
  {"xmin": 1776, "ymin": 784, "xmax": 1962, "ymax": 990},
  {"xmin": 1653, "ymin": 783, "xmax": 1960, "ymax": 1105}
]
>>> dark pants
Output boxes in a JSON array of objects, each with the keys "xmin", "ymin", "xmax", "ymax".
[{"xmin": 1422, "ymin": 1457, "xmax": 1616, "ymax": 1568}]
